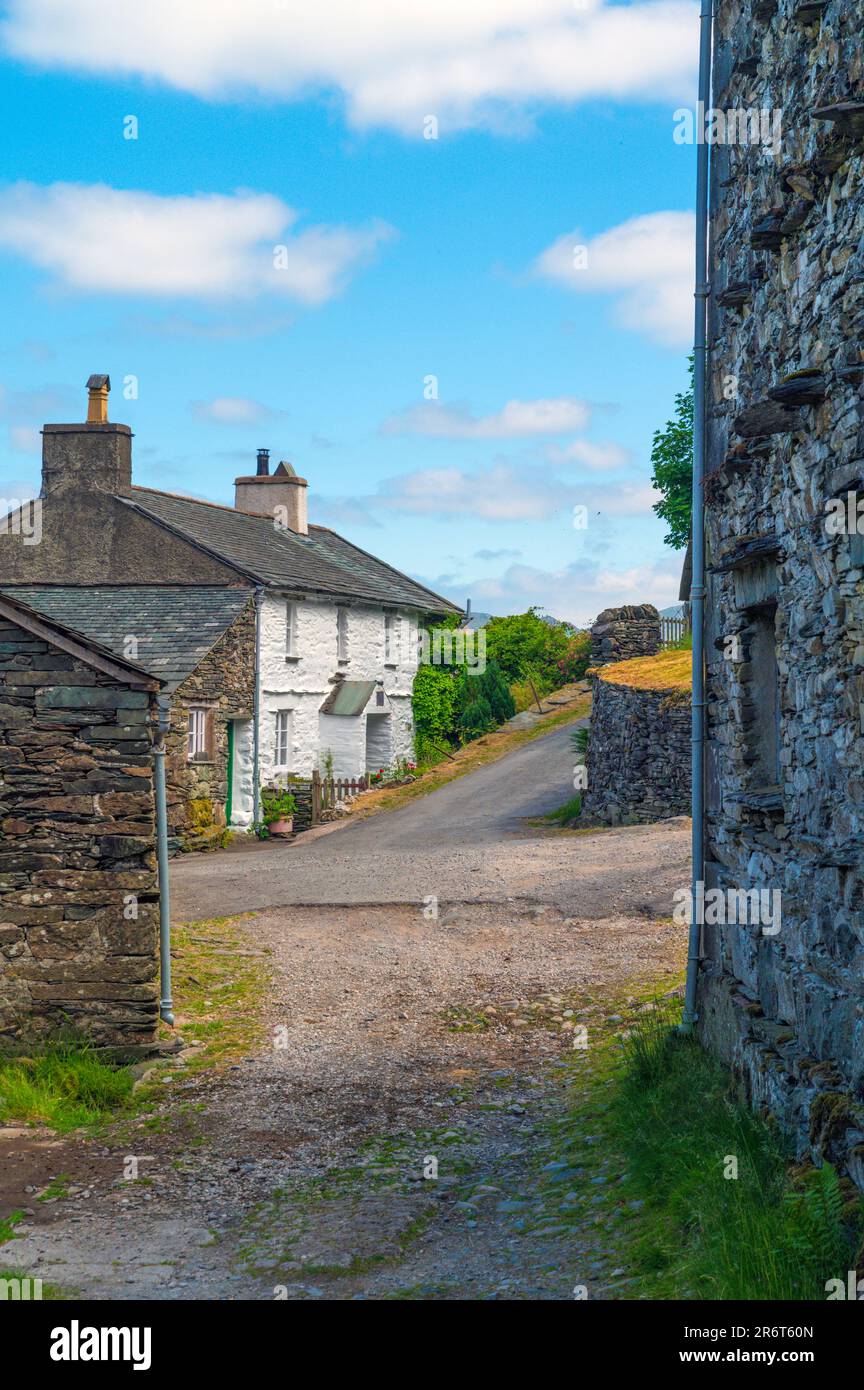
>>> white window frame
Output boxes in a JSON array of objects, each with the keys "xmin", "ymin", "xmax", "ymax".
[
  {"xmin": 285, "ymin": 602, "xmax": 298, "ymax": 659},
  {"xmin": 337, "ymin": 607, "xmax": 349, "ymax": 664},
  {"xmin": 274, "ymin": 709, "xmax": 292, "ymax": 769},
  {"xmin": 188, "ymin": 707, "xmax": 208, "ymax": 761}
]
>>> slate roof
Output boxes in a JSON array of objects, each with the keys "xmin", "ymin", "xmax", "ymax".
[
  {"xmin": 0, "ymin": 586, "xmax": 251, "ymax": 693},
  {"xmin": 319, "ymin": 679, "xmax": 377, "ymax": 716},
  {"xmin": 118, "ymin": 487, "xmax": 459, "ymax": 613}
]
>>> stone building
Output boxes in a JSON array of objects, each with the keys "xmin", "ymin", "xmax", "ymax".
[
  {"xmin": 0, "ymin": 379, "xmax": 460, "ymax": 833},
  {"xmin": 0, "ymin": 592, "xmax": 161, "ymax": 1050},
  {"xmin": 0, "ymin": 587, "xmax": 254, "ymax": 851},
  {"xmin": 696, "ymin": 0, "xmax": 864, "ymax": 1180}
]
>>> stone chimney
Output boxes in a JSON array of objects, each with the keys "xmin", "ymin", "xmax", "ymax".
[
  {"xmin": 234, "ymin": 452, "xmax": 308, "ymax": 534},
  {"xmin": 41, "ymin": 375, "xmax": 132, "ymax": 496}
]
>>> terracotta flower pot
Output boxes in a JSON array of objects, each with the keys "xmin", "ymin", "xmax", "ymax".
[{"xmin": 268, "ymin": 816, "xmax": 294, "ymax": 837}]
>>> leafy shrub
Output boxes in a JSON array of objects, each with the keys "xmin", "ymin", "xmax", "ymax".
[{"xmin": 485, "ymin": 608, "xmax": 589, "ymax": 692}]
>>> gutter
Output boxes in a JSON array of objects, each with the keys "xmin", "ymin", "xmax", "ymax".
[
  {"xmin": 252, "ymin": 585, "xmax": 265, "ymax": 826},
  {"xmin": 154, "ymin": 696, "xmax": 174, "ymax": 1026},
  {"xmin": 682, "ymin": 0, "xmax": 714, "ymax": 1030}
]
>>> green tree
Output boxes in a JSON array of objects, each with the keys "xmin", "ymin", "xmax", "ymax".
[
  {"xmin": 478, "ymin": 660, "xmax": 516, "ymax": 723},
  {"xmin": 650, "ymin": 356, "xmax": 694, "ymax": 550},
  {"xmin": 458, "ymin": 694, "xmax": 495, "ymax": 740},
  {"xmin": 484, "ymin": 608, "xmax": 577, "ymax": 691}
]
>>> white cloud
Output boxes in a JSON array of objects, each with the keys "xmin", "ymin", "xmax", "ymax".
[
  {"xmin": 315, "ymin": 462, "xmax": 659, "ymax": 524},
  {"xmin": 546, "ymin": 439, "xmax": 633, "ymax": 471},
  {"xmin": 436, "ymin": 555, "xmax": 682, "ymax": 626},
  {"xmin": 383, "ymin": 397, "xmax": 591, "ymax": 440},
  {"xmin": 9, "ymin": 425, "xmax": 40, "ymax": 453},
  {"xmin": 1, "ymin": 1, "xmax": 698, "ymax": 133},
  {"xmin": 0, "ymin": 183, "xmax": 393, "ymax": 302},
  {"xmin": 193, "ymin": 396, "xmax": 284, "ymax": 426},
  {"xmin": 533, "ymin": 211, "xmax": 695, "ymax": 347}
]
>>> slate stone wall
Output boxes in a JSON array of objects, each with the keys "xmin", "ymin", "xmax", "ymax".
[
  {"xmin": 0, "ymin": 618, "xmax": 160, "ymax": 1050},
  {"xmin": 699, "ymin": 0, "xmax": 864, "ymax": 1182},
  {"xmin": 581, "ymin": 672, "xmax": 691, "ymax": 825},
  {"xmin": 166, "ymin": 599, "xmax": 255, "ymax": 852},
  {"xmin": 590, "ymin": 605, "xmax": 661, "ymax": 666}
]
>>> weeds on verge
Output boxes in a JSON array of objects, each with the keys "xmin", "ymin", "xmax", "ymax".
[
  {"xmin": 601, "ymin": 998, "xmax": 862, "ymax": 1299},
  {"xmin": 0, "ymin": 1042, "xmax": 135, "ymax": 1133}
]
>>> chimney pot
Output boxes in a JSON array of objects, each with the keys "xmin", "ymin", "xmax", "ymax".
[
  {"xmin": 86, "ymin": 374, "xmax": 111, "ymax": 425},
  {"xmin": 256, "ymin": 447, "xmax": 270, "ymax": 477}
]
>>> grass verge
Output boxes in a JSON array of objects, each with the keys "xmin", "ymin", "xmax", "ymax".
[
  {"xmin": 0, "ymin": 1041, "xmax": 135, "ymax": 1132},
  {"xmin": 164, "ymin": 914, "xmax": 271, "ymax": 1071},
  {"xmin": 0, "ymin": 915, "xmax": 271, "ymax": 1133},
  {"xmin": 563, "ymin": 993, "xmax": 863, "ymax": 1299}
]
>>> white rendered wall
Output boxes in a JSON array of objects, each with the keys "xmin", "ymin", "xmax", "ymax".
[{"xmin": 257, "ymin": 592, "xmax": 420, "ymax": 784}]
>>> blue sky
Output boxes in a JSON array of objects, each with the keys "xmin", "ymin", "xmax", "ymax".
[{"xmin": 0, "ymin": 0, "xmax": 698, "ymax": 624}]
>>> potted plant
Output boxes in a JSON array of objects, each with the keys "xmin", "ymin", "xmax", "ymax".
[{"xmin": 260, "ymin": 785, "xmax": 297, "ymax": 837}]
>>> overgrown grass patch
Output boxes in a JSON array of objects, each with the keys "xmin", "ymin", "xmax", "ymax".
[
  {"xmin": 165, "ymin": 915, "xmax": 271, "ymax": 1071},
  {"xmin": 0, "ymin": 1042, "xmax": 135, "ymax": 1133},
  {"xmin": 543, "ymin": 795, "xmax": 582, "ymax": 826},
  {"xmin": 566, "ymin": 995, "xmax": 863, "ymax": 1300}
]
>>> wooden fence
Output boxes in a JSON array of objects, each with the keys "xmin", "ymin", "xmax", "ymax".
[
  {"xmin": 660, "ymin": 613, "xmax": 691, "ymax": 648},
  {"xmin": 310, "ymin": 770, "xmax": 368, "ymax": 822}
]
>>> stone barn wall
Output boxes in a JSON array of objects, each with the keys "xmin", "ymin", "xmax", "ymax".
[
  {"xmin": 699, "ymin": 0, "xmax": 864, "ymax": 1182},
  {"xmin": 581, "ymin": 666, "xmax": 691, "ymax": 825},
  {"xmin": 0, "ymin": 611, "xmax": 160, "ymax": 1050},
  {"xmin": 590, "ymin": 605, "xmax": 661, "ymax": 666},
  {"xmin": 165, "ymin": 600, "xmax": 255, "ymax": 852}
]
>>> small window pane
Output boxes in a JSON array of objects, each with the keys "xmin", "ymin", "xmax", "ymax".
[{"xmin": 275, "ymin": 710, "xmax": 292, "ymax": 767}]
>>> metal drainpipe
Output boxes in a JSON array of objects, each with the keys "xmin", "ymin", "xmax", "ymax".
[
  {"xmin": 682, "ymin": 0, "xmax": 714, "ymax": 1030},
  {"xmin": 154, "ymin": 696, "xmax": 174, "ymax": 1026},
  {"xmin": 252, "ymin": 586, "xmax": 264, "ymax": 827}
]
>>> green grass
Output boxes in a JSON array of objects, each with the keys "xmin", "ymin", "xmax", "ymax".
[
  {"xmin": 0, "ymin": 1042, "xmax": 136, "ymax": 1132},
  {"xmin": 591, "ymin": 998, "xmax": 863, "ymax": 1299},
  {"xmin": 544, "ymin": 795, "xmax": 582, "ymax": 825}
]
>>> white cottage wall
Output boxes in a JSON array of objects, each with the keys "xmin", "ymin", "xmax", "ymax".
[{"xmin": 257, "ymin": 592, "xmax": 420, "ymax": 783}]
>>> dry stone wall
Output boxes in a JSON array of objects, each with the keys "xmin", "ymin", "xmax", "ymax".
[
  {"xmin": 581, "ymin": 673, "xmax": 691, "ymax": 825},
  {"xmin": 0, "ymin": 616, "xmax": 160, "ymax": 1050},
  {"xmin": 590, "ymin": 605, "xmax": 662, "ymax": 666},
  {"xmin": 699, "ymin": 0, "xmax": 864, "ymax": 1182}
]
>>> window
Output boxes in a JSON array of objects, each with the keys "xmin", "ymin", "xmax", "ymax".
[
  {"xmin": 187, "ymin": 707, "xmax": 212, "ymax": 762},
  {"xmin": 385, "ymin": 612, "xmax": 399, "ymax": 665},
  {"xmin": 285, "ymin": 602, "xmax": 298, "ymax": 659},
  {"xmin": 275, "ymin": 710, "xmax": 292, "ymax": 769},
  {"xmin": 745, "ymin": 602, "xmax": 780, "ymax": 789},
  {"xmin": 337, "ymin": 607, "xmax": 349, "ymax": 663}
]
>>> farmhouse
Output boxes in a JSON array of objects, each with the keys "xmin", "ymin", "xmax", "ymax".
[{"xmin": 0, "ymin": 377, "xmax": 460, "ymax": 838}]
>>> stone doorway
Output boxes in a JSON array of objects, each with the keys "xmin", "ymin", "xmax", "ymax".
[{"xmin": 365, "ymin": 712, "xmax": 391, "ymax": 774}]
